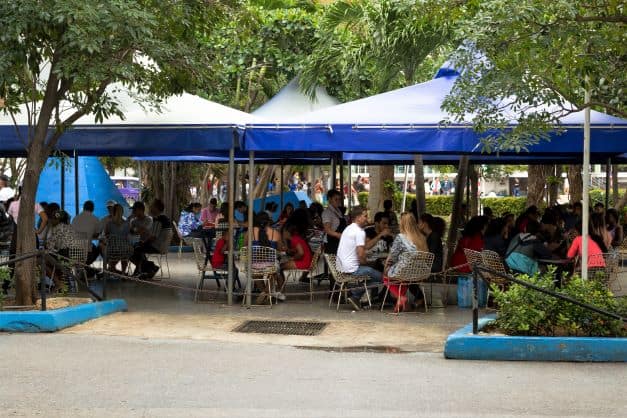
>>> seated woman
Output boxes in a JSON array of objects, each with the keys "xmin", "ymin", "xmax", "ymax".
[
  {"xmin": 277, "ymin": 203, "xmax": 294, "ymax": 225},
  {"xmin": 200, "ymin": 198, "xmax": 220, "ymax": 228},
  {"xmin": 210, "ymin": 232, "xmax": 241, "ymax": 289},
  {"xmin": 45, "ymin": 209, "xmax": 82, "ymax": 291},
  {"xmin": 248, "ymin": 212, "xmax": 282, "ymax": 249},
  {"xmin": 606, "ymin": 208, "xmax": 624, "ymax": 248},
  {"xmin": 179, "ymin": 203, "xmax": 203, "ymax": 238},
  {"xmin": 483, "ymin": 217, "xmax": 509, "ymax": 257},
  {"xmin": 505, "ymin": 220, "xmax": 554, "ymax": 276},
  {"xmin": 567, "ymin": 214, "xmax": 608, "ymax": 269},
  {"xmin": 383, "ymin": 212, "xmax": 428, "ymax": 313},
  {"xmin": 277, "ymin": 223, "xmax": 313, "ymax": 300},
  {"xmin": 451, "ymin": 216, "xmax": 490, "ymax": 274},
  {"xmin": 103, "ymin": 204, "xmax": 133, "ymax": 274},
  {"xmin": 418, "ymin": 213, "xmax": 445, "ymax": 273}
]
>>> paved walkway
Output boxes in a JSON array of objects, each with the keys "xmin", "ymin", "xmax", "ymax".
[{"xmin": 63, "ymin": 253, "xmax": 475, "ymax": 352}]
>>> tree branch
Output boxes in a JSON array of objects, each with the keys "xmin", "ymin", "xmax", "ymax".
[{"xmin": 574, "ymin": 15, "xmax": 627, "ymax": 24}]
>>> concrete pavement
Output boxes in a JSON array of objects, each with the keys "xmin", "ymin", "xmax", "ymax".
[{"xmin": 1, "ymin": 333, "xmax": 625, "ymax": 417}]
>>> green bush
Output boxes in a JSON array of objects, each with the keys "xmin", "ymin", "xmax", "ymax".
[
  {"xmin": 357, "ymin": 192, "xmax": 368, "ymax": 208},
  {"xmin": 425, "ymin": 195, "xmax": 454, "ymax": 216},
  {"xmin": 0, "ymin": 266, "xmax": 9, "ymax": 308},
  {"xmin": 491, "ymin": 268, "xmax": 626, "ymax": 337},
  {"xmin": 481, "ymin": 197, "xmax": 527, "ymax": 217}
]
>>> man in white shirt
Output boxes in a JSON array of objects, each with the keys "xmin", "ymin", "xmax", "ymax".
[
  {"xmin": 0, "ymin": 174, "xmax": 15, "ymax": 204},
  {"xmin": 71, "ymin": 200, "xmax": 102, "ymax": 270},
  {"xmin": 336, "ymin": 206, "xmax": 383, "ymax": 310}
]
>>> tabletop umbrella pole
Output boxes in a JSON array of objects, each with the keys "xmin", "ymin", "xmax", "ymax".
[
  {"xmin": 401, "ymin": 165, "xmax": 409, "ymax": 212},
  {"xmin": 74, "ymin": 150, "xmax": 79, "ymax": 216},
  {"xmin": 582, "ymin": 82, "xmax": 591, "ymax": 280},
  {"xmin": 227, "ymin": 145, "xmax": 235, "ymax": 306},
  {"xmin": 246, "ymin": 151, "xmax": 254, "ymax": 307}
]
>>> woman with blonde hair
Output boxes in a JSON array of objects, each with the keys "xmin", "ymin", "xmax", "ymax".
[{"xmin": 383, "ymin": 212, "xmax": 428, "ymax": 312}]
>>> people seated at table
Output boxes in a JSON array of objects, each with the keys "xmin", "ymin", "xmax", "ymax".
[
  {"xmin": 233, "ymin": 201, "xmax": 248, "ymax": 227},
  {"xmin": 590, "ymin": 211, "xmax": 612, "ymax": 250},
  {"xmin": 336, "ymin": 206, "xmax": 382, "ymax": 310},
  {"xmin": 451, "ymin": 216, "xmax": 489, "ymax": 273},
  {"xmin": 383, "ymin": 212, "xmax": 428, "ymax": 313},
  {"xmin": 129, "ymin": 201, "xmax": 153, "ymax": 242},
  {"xmin": 99, "ymin": 199, "xmax": 117, "ymax": 233},
  {"xmin": 564, "ymin": 202, "xmax": 582, "ymax": 231},
  {"xmin": 418, "ymin": 213, "xmax": 445, "ymax": 273},
  {"xmin": 129, "ymin": 199, "xmax": 172, "ymax": 278},
  {"xmin": 382, "ymin": 199, "xmax": 398, "ymax": 232},
  {"xmin": 103, "ymin": 204, "xmax": 133, "ymax": 274},
  {"xmin": 247, "ymin": 212, "xmax": 281, "ymax": 249},
  {"xmin": 70, "ymin": 200, "xmax": 102, "ymax": 276},
  {"xmin": 322, "ymin": 189, "xmax": 346, "ymax": 258},
  {"xmin": 278, "ymin": 203, "xmax": 294, "ymax": 225},
  {"xmin": 593, "ymin": 202, "xmax": 605, "ymax": 214},
  {"xmin": 606, "ymin": 208, "xmax": 623, "ymax": 248},
  {"xmin": 567, "ymin": 216, "xmax": 607, "ymax": 269},
  {"xmin": 264, "ymin": 201, "xmax": 278, "ymax": 221},
  {"xmin": 364, "ymin": 212, "xmax": 393, "ymax": 271},
  {"xmin": 505, "ymin": 220, "xmax": 554, "ymax": 276},
  {"xmin": 515, "ymin": 205, "xmax": 541, "ymax": 233},
  {"xmin": 45, "ymin": 209, "xmax": 85, "ymax": 291},
  {"xmin": 200, "ymin": 198, "xmax": 220, "ymax": 227},
  {"xmin": 178, "ymin": 202, "xmax": 203, "ymax": 238}
]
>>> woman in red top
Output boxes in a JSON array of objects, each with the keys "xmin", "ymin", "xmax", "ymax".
[
  {"xmin": 451, "ymin": 216, "xmax": 490, "ymax": 273},
  {"xmin": 278, "ymin": 203, "xmax": 294, "ymax": 225}
]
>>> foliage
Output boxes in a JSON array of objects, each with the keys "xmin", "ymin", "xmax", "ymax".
[
  {"xmin": 480, "ymin": 197, "xmax": 526, "ymax": 217},
  {"xmin": 359, "ymin": 192, "xmax": 455, "ymax": 216},
  {"xmin": 0, "ymin": 266, "xmax": 9, "ymax": 308},
  {"xmin": 589, "ymin": 189, "xmax": 627, "ymax": 219},
  {"xmin": 492, "ymin": 268, "xmax": 626, "ymax": 337},
  {"xmin": 443, "ymin": 0, "xmax": 627, "ymax": 153},
  {"xmin": 480, "ymin": 165, "xmax": 526, "ymax": 182}
]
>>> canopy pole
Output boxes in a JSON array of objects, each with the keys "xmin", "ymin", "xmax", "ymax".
[
  {"xmin": 401, "ymin": 165, "xmax": 409, "ymax": 212},
  {"xmin": 226, "ymin": 145, "xmax": 235, "ymax": 306},
  {"xmin": 280, "ymin": 163, "xmax": 284, "ymax": 210},
  {"xmin": 60, "ymin": 156, "xmax": 65, "ymax": 211},
  {"xmin": 605, "ymin": 158, "xmax": 611, "ymax": 209},
  {"xmin": 245, "ymin": 151, "xmax": 254, "ymax": 307},
  {"xmin": 331, "ymin": 156, "xmax": 337, "ymax": 192},
  {"xmin": 347, "ymin": 161, "xmax": 352, "ymax": 212},
  {"xmin": 582, "ymin": 79, "xmax": 591, "ymax": 280},
  {"xmin": 339, "ymin": 154, "xmax": 344, "ymax": 205},
  {"xmin": 74, "ymin": 150, "xmax": 79, "ymax": 216}
]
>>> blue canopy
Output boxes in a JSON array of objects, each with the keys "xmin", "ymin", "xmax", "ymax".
[
  {"xmin": 36, "ymin": 157, "xmax": 129, "ymax": 218},
  {"xmin": 243, "ymin": 74, "xmax": 627, "ymax": 156},
  {"xmin": 0, "ymin": 87, "xmax": 260, "ymax": 156}
]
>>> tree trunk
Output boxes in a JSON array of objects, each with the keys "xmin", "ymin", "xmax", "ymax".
[
  {"xmin": 527, "ymin": 165, "xmax": 552, "ymax": 207},
  {"xmin": 253, "ymin": 165, "xmax": 275, "ymax": 199},
  {"xmin": 367, "ymin": 165, "xmax": 394, "ymax": 215},
  {"xmin": 14, "ymin": 149, "xmax": 47, "ymax": 305},
  {"xmin": 469, "ymin": 164, "xmax": 479, "ymax": 216},
  {"xmin": 446, "ymin": 156, "xmax": 469, "ymax": 266},
  {"xmin": 413, "ymin": 155, "xmax": 426, "ymax": 216},
  {"xmin": 567, "ymin": 164, "xmax": 583, "ymax": 203}
]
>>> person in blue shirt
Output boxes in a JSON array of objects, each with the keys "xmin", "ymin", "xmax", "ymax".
[{"xmin": 179, "ymin": 203, "xmax": 202, "ymax": 237}]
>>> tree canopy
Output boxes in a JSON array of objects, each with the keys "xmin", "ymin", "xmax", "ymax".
[{"xmin": 442, "ymin": 0, "xmax": 626, "ymax": 152}]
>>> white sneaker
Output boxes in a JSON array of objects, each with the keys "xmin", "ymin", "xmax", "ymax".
[{"xmin": 272, "ymin": 292, "xmax": 287, "ymax": 301}]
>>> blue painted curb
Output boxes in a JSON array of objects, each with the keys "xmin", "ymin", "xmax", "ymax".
[
  {"xmin": 444, "ymin": 314, "xmax": 627, "ymax": 362},
  {"xmin": 0, "ymin": 299, "xmax": 127, "ymax": 332}
]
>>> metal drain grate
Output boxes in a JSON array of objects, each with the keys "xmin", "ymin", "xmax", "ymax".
[{"xmin": 233, "ymin": 320, "xmax": 328, "ymax": 336}]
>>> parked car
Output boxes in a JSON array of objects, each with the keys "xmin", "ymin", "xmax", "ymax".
[{"xmin": 111, "ymin": 176, "xmax": 140, "ymax": 204}]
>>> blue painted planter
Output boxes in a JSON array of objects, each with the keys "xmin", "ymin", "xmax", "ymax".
[
  {"xmin": 0, "ymin": 299, "xmax": 127, "ymax": 332},
  {"xmin": 445, "ymin": 315, "xmax": 627, "ymax": 362}
]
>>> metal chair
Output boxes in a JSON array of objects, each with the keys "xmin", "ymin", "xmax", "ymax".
[
  {"xmin": 481, "ymin": 250, "xmax": 509, "ymax": 289},
  {"xmin": 324, "ymin": 254, "xmax": 372, "ymax": 311},
  {"xmin": 67, "ymin": 238, "xmax": 91, "ymax": 292},
  {"xmin": 192, "ymin": 238, "xmax": 240, "ymax": 302},
  {"xmin": 463, "ymin": 248, "xmax": 484, "ymax": 273},
  {"xmin": 380, "ymin": 251, "xmax": 434, "ymax": 313},
  {"xmin": 589, "ymin": 252, "xmax": 621, "ymax": 290},
  {"xmin": 104, "ymin": 235, "xmax": 133, "ymax": 276},
  {"xmin": 147, "ymin": 228, "xmax": 173, "ymax": 279},
  {"xmin": 172, "ymin": 221, "xmax": 191, "ymax": 259},
  {"xmin": 240, "ymin": 245, "xmax": 278, "ymax": 306},
  {"xmin": 281, "ymin": 249, "xmax": 321, "ymax": 302}
]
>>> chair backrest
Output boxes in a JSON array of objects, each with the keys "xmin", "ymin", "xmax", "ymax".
[
  {"xmin": 157, "ymin": 228, "xmax": 174, "ymax": 254},
  {"xmin": 240, "ymin": 245, "xmax": 277, "ymax": 275},
  {"xmin": 481, "ymin": 250, "xmax": 508, "ymax": 285},
  {"xmin": 392, "ymin": 251, "xmax": 435, "ymax": 281},
  {"xmin": 589, "ymin": 252, "xmax": 620, "ymax": 287},
  {"xmin": 106, "ymin": 235, "xmax": 133, "ymax": 262},
  {"xmin": 463, "ymin": 248, "xmax": 483, "ymax": 272},
  {"xmin": 68, "ymin": 238, "xmax": 90, "ymax": 263},
  {"xmin": 172, "ymin": 220, "xmax": 184, "ymax": 240},
  {"xmin": 308, "ymin": 249, "xmax": 321, "ymax": 273},
  {"xmin": 191, "ymin": 238, "xmax": 207, "ymax": 270},
  {"xmin": 323, "ymin": 253, "xmax": 341, "ymax": 282}
]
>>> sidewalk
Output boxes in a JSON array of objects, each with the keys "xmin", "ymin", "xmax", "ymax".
[{"xmin": 63, "ymin": 253, "xmax": 473, "ymax": 352}]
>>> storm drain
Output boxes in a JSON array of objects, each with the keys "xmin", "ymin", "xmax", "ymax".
[{"xmin": 233, "ymin": 320, "xmax": 328, "ymax": 336}]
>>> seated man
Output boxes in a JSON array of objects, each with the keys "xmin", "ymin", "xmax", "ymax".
[
  {"xmin": 336, "ymin": 206, "xmax": 383, "ymax": 310},
  {"xmin": 129, "ymin": 199, "xmax": 172, "ymax": 278},
  {"xmin": 71, "ymin": 200, "xmax": 102, "ymax": 270},
  {"xmin": 364, "ymin": 211, "xmax": 393, "ymax": 271},
  {"xmin": 128, "ymin": 201, "xmax": 153, "ymax": 242}
]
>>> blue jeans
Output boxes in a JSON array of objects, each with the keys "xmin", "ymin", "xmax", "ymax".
[{"xmin": 349, "ymin": 266, "xmax": 382, "ymax": 298}]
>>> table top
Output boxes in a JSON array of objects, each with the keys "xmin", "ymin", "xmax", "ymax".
[{"xmin": 537, "ymin": 258, "xmax": 573, "ymax": 265}]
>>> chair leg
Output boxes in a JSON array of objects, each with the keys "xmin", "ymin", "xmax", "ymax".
[
  {"xmin": 380, "ymin": 285, "xmax": 390, "ymax": 312},
  {"xmin": 165, "ymin": 253, "xmax": 170, "ymax": 278},
  {"xmin": 420, "ymin": 284, "xmax": 428, "ymax": 313},
  {"xmin": 309, "ymin": 274, "xmax": 314, "ymax": 302},
  {"xmin": 336, "ymin": 283, "xmax": 344, "ymax": 311},
  {"xmin": 364, "ymin": 280, "xmax": 372, "ymax": 309},
  {"xmin": 194, "ymin": 272, "xmax": 202, "ymax": 302},
  {"xmin": 328, "ymin": 281, "xmax": 338, "ymax": 307}
]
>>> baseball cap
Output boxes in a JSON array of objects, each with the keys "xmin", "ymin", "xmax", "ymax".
[
  {"xmin": 106, "ymin": 199, "xmax": 117, "ymax": 207},
  {"xmin": 0, "ymin": 174, "xmax": 9, "ymax": 182}
]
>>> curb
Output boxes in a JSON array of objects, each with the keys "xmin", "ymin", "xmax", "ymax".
[
  {"xmin": 444, "ymin": 314, "xmax": 627, "ymax": 362},
  {"xmin": 0, "ymin": 299, "xmax": 127, "ymax": 332}
]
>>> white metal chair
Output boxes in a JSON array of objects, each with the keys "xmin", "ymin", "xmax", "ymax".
[
  {"xmin": 147, "ymin": 228, "xmax": 173, "ymax": 279},
  {"xmin": 172, "ymin": 221, "xmax": 191, "ymax": 259},
  {"xmin": 67, "ymin": 238, "xmax": 91, "ymax": 292},
  {"xmin": 381, "ymin": 251, "xmax": 434, "ymax": 313},
  {"xmin": 325, "ymin": 254, "xmax": 372, "ymax": 311},
  {"xmin": 192, "ymin": 238, "xmax": 241, "ymax": 302},
  {"xmin": 281, "ymin": 249, "xmax": 321, "ymax": 302},
  {"xmin": 240, "ymin": 245, "xmax": 278, "ymax": 306},
  {"xmin": 589, "ymin": 252, "xmax": 621, "ymax": 291},
  {"xmin": 104, "ymin": 235, "xmax": 133, "ymax": 276},
  {"xmin": 480, "ymin": 250, "xmax": 509, "ymax": 289}
]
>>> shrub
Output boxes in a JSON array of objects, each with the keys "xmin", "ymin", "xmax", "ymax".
[
  {"xmin": 481, "ymin": 197, "xmax": 526, "ymax": 217},
  {"xmin": 491, "ymin": 268, "xmax": 626, "ymax": 337},
  {"xmin": 425, "ymin": 195, "xmax": 454, "ymax": 216}
]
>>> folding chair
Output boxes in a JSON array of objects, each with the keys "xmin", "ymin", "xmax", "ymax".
[
  {"xmin": 147, "ymin": 229, "xmax": 173, "ymax": 279},
  {"xmin": 240, "ymin": 245, "xmax": 278, "ymax": 306},
  {"xmin": 324, "ymin": 254, "xmax": 372, "ymax": 311},
  {"xmin": 281, "ymin": 249, "xmax": 321, "ymax": 301},
  {"xmin": 380, "ymin": 251, "xmax": 434, "ymax": 313},
  {"xmin": 192, "ymin": 238, "xmax": 241, "ymax": 302}
]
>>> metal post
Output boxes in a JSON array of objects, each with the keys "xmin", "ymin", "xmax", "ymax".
[
  {"xmin": 227, "ymin": 146, "xmax": 235, "ymax": 306},
  {"xmin": 401, "ymin": 165, "xmax": 409, "ymax": 212},
  {"xmin": 280, "ymin": 163, "xmax": 284, "ymax": 210},
  {"xmin": 60, "ymin": 157, "xmax": 65, "ymax": 211},
  {"xmin": 74, "ymin": 150, "xmax": 79, "ymax": 216},
  {"xmin": 347, "ymin": 161, "xmax": 352, "ymax": 212},
  {"xmin": 605, "ymin": 158, "xmax": 611, "ymax": 209},
  {"xmin": 582, "ymin": 79, "xmax": 591, "ymax": 280},
  {"xmin": 331, "ymin": 156, "xmax": 337, "ymax": 191},
  {"xmin": 339, "ymin": 154, "xmax": 344, "ymax": 201},
  {"xmin": 39, "ymin": 250, "xmax": 47, "ymax": 311},
  {"xmin": 472, "ymin": 270, "xmax": 479, "ymax": 334},
  {"xmin": 245, "ymin": 151, "xmax": 254, "ymax": 307}
]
